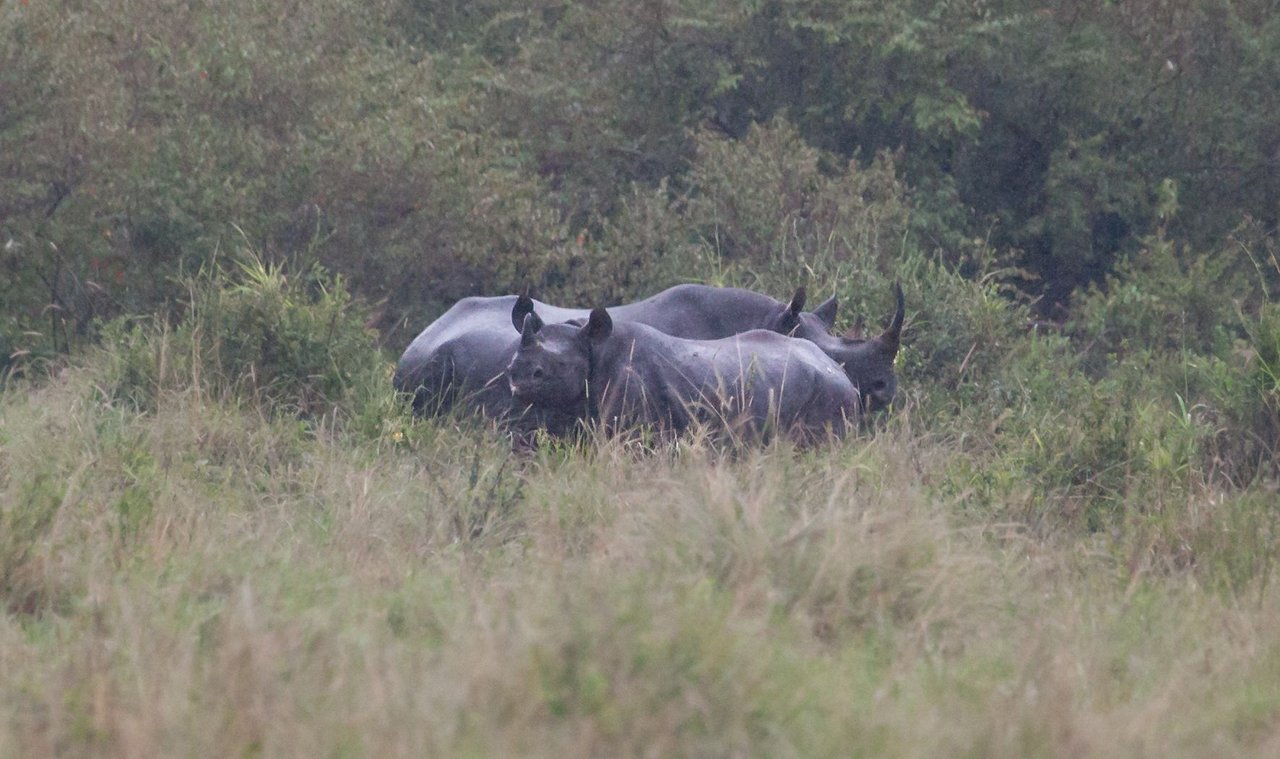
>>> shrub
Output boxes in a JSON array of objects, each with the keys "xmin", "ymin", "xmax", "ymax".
[
  {"xmin": 536, "ymin": 117, "xmax": 918, "ymax": 313},
  {"xmin": 1068, "ymin": 224, "xmax": 1280, "ymax": 484},
  {"xmin": 680, "ymin": 119, "xmax": 912, "ymax": 272},
  {"xmin": 94, "ymin": 252, "xmax": 381, "ymax": 418},
  {"xmin": 0, "ymin": 0, "xmax": 577, "ymax": 359},
  {"xmin": 1071, "ymin": 233, "xmax": 1252, "ymax": 363}
]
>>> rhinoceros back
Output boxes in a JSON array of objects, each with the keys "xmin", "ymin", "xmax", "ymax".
[
  {"xmin": 395, "ymin": 286, "xmax": 792, "ymax": 419},
  {"xmin": 394, "ymin": 296, "xmax": 585, "ymax": 415}
]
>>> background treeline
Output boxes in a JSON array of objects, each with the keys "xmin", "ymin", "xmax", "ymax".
[{"xmin": 4, "ymin": 0, "xmax": 1279, "ymax": 362}]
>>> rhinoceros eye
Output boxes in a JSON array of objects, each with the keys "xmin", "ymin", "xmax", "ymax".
[{"xmin": 533, "ymin": 367, "xmax": 545, "ymax": 380}]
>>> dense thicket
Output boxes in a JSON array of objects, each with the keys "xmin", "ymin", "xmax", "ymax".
[{"xmin": 4, "ymin": 0, "xmax": 1279, "ymax": 365}]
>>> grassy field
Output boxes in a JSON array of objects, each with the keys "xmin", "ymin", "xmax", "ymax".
[
  {"xmin": 2, "ymin": 261, "xmax": 1278, "ymax": 757},
  {"xmin": 5, "ymin": 1, "xmax": 1280, "ymax": 754}
]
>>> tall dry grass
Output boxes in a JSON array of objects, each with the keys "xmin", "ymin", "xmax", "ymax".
[{"xmin": 2, "ymin": 358, "xmax": 1278, "ymax": 757}]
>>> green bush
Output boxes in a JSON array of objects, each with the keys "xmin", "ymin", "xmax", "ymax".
[
  {"xmin": 676, "ymin": 119, "xmax": 912, "ymax": 273},
  {"xmin": 94, "ymin": 253, "xmax": 381, "ymax": 418},
  {"xmin": 1071, "ymin": 234, "xmax": 1251, "ymax": 362},
  {"xmin": 1064, "ymin": 225, "xmax": 1280, "ymax": 485},
  {"xmin": 537, "ymin": 117, "xmax": 918, "ymax": 310},
  {"xmin": 1221, "ymin": 300, "xmax": 1280, "ymax": 480},
  {"xmin": 0, "ymin": 0, "xmax": 575, "ymax": 358}
]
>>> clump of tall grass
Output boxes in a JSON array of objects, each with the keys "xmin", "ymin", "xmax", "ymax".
[
  {"xmin": 92, "ymin": 249, "xmax": 382, "ymax": 419},
  {"xmin": 4, "ymin": 358, "xmax": 1280, "ymax": 756}
]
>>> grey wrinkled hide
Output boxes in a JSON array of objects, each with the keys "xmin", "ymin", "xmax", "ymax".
[
  {"xmin": 507, "ymin": 309, "xmax": 859, "ymax": 442},
  {"xmin": 781, "ymin": 283, "xmax": 905, "ymax": 415},
  {"xmin": 393, "ymin": 283, "xmax": 903, "ymax": 428}
]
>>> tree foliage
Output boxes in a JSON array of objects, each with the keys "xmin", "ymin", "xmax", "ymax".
[{"xmin": 1, "ymin": 0, "xmax": 1278, "ymax": 363}]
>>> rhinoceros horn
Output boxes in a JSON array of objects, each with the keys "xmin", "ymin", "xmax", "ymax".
[{"xmin": 874, "ymin": 282, "xmax": 905, "ymax": 357}]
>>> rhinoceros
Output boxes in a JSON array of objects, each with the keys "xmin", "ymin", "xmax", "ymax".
[
  {"xmin": 505, "ymin": 307, "xmax": 859, "ymax": 442},
  {"xmin": 393, "ymin": 283, "xmax": 903, "ymax": 427},
  {"xmin": 777, "ymin": 282, "xmax": 905, "ymax": 415}
]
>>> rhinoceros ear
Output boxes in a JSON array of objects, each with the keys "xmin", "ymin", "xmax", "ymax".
[
  {"xmin": 812, "ymin": 293, "xmax": 838, "ymax": 330},
  {"xmin": 843, "ymin": 313, "xmax": 866, "ymax": 340},
  {"xmin": 874, "ymin": 282, "xmax": 905, "ymax": 357},
  {"xmin": 520, "ymin": 312, "xmax": 544, "ymax": 347},
  {"xmin": 787, "ymin": 287, "xmax": 807, "ymax": 315},
  {"xmin": 580, "ymin": 307, "xmax": 612, "ymax": 342},
  {"xmin": 512, "ymin": 293, "xmax": 536, "ymax": 332},
  {"xmin": 778, "ymin": 287, "xmax": 806, "ymax": 334}
]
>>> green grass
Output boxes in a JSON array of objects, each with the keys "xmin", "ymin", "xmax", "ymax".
[{"xmin": 2, "ymin": 351, "xmax": 1278, "ymax": 757}]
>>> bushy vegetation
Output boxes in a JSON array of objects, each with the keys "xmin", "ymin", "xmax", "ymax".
[
  {"xmin": 93, "ymin": 251, "xmax": 380, "ymax": 417},
  {"xmin": 3, "ymin": 262, "xmax": 1280, "ymax": 753},
  {"xmin": 3, "ymin": 0, "xmax": 1280, "ymax": 755},
  {"xmin": 6, "ymin": 0, "xmax": 1280, "ymax": 357}
]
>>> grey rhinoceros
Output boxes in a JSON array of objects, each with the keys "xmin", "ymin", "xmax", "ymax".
[
  {"xmin": 505, "ymin": 307, "xmax": 859, "ymax": 443},
  {"xmin": 393, "ymin": 283, "xmax": 903, "ymax": 430}
]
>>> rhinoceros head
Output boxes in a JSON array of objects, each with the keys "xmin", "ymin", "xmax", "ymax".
[
  {"xmin": 507, "ymin": 307, "xmax": 612, "ymax": 409},
  {"xmin": 774, "ymin": 283, "xmax": 905, "ymax": 414}
]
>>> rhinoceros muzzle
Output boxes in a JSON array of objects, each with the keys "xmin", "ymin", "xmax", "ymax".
[{"xmin": 510, "ymin": 381, "xmax": 537, "ymax": 404}]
